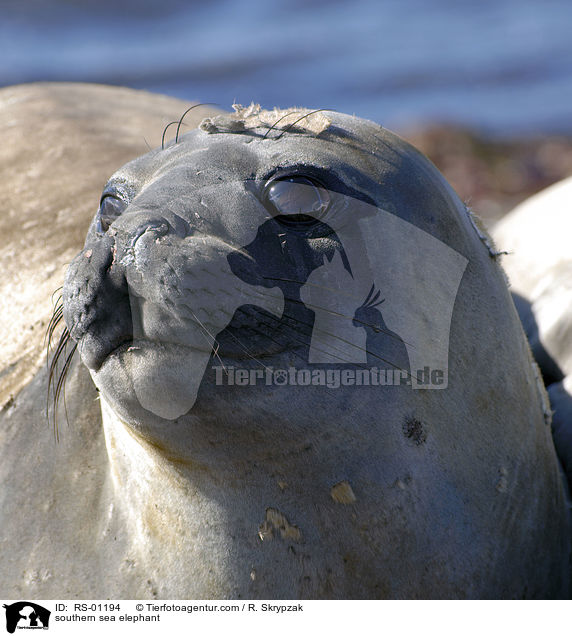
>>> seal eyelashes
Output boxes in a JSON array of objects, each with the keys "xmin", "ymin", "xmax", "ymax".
[
  {"xmin": 261, "ymin": 108, "xmax": 334, "ymax": 140},
  {"xmin": 161, "ymin": 121, "xmax": 179, "ymax": 150},
  {"xmin": 161, "ymin": 103, "xmax": 219, "ymax": 149},
  {"xmin": 199, "ymin": 104, "xmax": 333, "ymax": 138},
  {"xmin": 175, "ymin": 103, "xmax": 217, "ymax": 144},
  {"xmin": 272, "ymin": 108, "xmax": 334, "ymax": 140}
]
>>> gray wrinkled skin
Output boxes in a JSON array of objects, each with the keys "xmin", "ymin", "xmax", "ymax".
[{"xmin": 0, "ymin": 85, "xmax": 569, "ymax": 599}]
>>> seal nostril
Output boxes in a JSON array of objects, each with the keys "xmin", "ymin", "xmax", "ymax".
[{"xmin": 129, "ymin": 222, "xmax": 170, "ymax": 248}]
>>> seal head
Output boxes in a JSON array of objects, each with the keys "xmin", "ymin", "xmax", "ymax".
[{"xmin": 61, "ymin": 104, "xmax": 570, "ymax": 598}]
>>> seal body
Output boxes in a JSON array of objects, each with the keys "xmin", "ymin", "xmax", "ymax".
[
  {"xmin": 0, "ymin": 85, "xmax": 569, "ymax": 599},
  {"xmin": 493, "ymin": 178, "xmax": 572, "ymax": 489}
]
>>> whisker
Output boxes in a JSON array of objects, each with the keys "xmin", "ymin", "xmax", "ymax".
[
  {"xmin": 215, "ymin": 323, "xmax": 274, "ymax": 373},
  {"xmin": 256, "ymin": 280, "xmax": 416, "ymax": 349},
  {"xmin": 259, "ymin": 273, "xmax": 415, "ymax": 348},
  {"xmin": 186, "ymin": 306, "xmax": 273, "ymax": 373},
  {"xmin": 45, "ymin": 285, "xmax": 80, "ymax": 439},
  {"xmin": 238, "ymin": 316, "xmax": 414, "ymax": 381},
  {"xmin": 283, "ymin": 311, "xmax": 401, "ymax": 366},
  {"xmin": 47, "ymin": 329, "xmax": 69, "ymax": 384},
  {"xmin": 230, "ymin": 306, "xmax": 344, "ymax": 364},
  {"xmin": 229, "ymin": 296, "xmax": 415, "ymax": 378},
  {"xmin": 45, "ymin": 304, "xmax": 63, "ymax": 351},
  {"xmin": 162, "ymin": 121, "xmax": 179, "ymax": 150},
  {"xmin": 274, "ymin": 108, "xmax": 334, "ymax": 141},
  {"xmin": 253, "ymin": 298, "xmax": 407, "ymax": 366},
  {"xmin": 209, "ymin": 341, "xmax": 229, "ymax": 376},
  {"xmin": 257, "ymin": 307, "xmax": 411, "ymax": 373},
  {"xmin": 46, "ymin": 316, "xmax": 77, "ymax": 440},
  {"xmin": 54, "ymin": 341, "xmax": 77, "ymax": 442},
  {"xmin": 51, "ymin": 286, "xmax": 63, "ymax": 302},
  {"xmin": 175, "ymin": 103, "xmax": 218, "ymax": 143},
  {"xmin": 244, "ymin": 323, "xmax": 311, "ymax": 365},
  {"xmin": 262, "ymin": 111, "xmax": 300, "ymax": 140},
  {"xmin": 46, "ymin": 315, "xmax": 67, "ymax": 375},
  {"xmin": 220, "ymin": 331, "xmax": 273, "ymax": 372},
  {"xmin": 253, "ymin": 314, "xmax": 357, "ymax": 364},
  {"xmin": 187, "ymin": 315, "xmax": 228, "ymax": 373}
]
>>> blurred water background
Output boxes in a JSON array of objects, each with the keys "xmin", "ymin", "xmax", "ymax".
[{"xmin": 2, "ymin": 0, "xmax": 572, "ymax": 218}]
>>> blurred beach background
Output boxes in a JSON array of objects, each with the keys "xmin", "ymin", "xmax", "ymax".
[{"xmin": 2, "ymin": 0, "xmax": 572, "ymax": 224}]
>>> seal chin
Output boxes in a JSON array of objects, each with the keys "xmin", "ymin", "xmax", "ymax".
[
  {"xmin": 91, "ymin": 339, "xmax": 213, "ymax": 421},
  {"xmin": 77, "ymin": 334, "xmax": 132, "ymax": 372}
]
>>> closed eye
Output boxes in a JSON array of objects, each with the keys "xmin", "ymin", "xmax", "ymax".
[{"xmin": 96, "ymin": 194, "xmax": 128, "ymax": 233}]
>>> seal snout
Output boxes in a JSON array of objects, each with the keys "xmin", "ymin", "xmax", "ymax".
[{"xmin": 63, "ymin": 235, "xmax": 133, "ymax": 371}]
